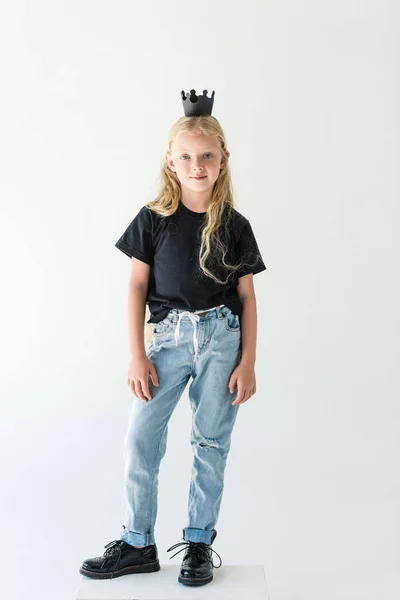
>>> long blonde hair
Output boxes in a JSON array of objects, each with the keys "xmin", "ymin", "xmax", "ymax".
[{"xmin": 146, "ymin": 115, "xmax": 260, "ymax": 287}]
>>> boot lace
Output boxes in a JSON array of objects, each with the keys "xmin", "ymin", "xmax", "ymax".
[
  {"xmin": 101, "ymin": 539, "xmax": 126, "ymax": 579},
  {"xmin": 166, "ymin": 541, "xmax": 222, "ymax": 568}
]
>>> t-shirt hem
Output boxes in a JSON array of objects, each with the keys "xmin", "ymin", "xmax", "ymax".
[
  {"xmin": 237, "ymin": 265, "xmax": 267, "ymax": 278},
  {"xmin": 115, "ymin": 242, "xmax": 153, "ymax": 266}
]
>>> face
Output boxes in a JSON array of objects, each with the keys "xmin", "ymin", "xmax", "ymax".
[{"xmin": 165, "ymin": 131, "xmax": 229, "ymax": 193}]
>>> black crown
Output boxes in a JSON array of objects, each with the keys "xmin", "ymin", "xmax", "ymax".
[{"xmin": 181, "ymin": 89, "xmax": 215, "ymax": 117}]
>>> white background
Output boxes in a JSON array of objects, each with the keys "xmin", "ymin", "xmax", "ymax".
[{"xmin": 1, "ymin": 2, "xmax": 399, "ymax": 599}]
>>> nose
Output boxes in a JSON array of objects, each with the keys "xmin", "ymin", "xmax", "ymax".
[{"xmin": 191, "ymin": 158, "xmax": 204, "ymax": 172}]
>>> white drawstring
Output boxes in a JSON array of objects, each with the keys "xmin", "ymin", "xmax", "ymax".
[
  {"xmin": 175, "ymin": 312, "xmax": 200, "ymax": 361},
  {"xmin": 174, "ymin": 304, "xmax": 225, "ymax": 362}
]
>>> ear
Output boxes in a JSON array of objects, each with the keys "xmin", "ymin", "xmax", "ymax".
[
  {"xmin": 221, "ymin": 149, "xmax": 230, "ymax": 169},
  {"xmin": 165, "ymin": 152, "xmax": 176, "ymax": 172}
]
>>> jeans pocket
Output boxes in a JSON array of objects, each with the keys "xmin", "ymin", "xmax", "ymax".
[
  {"xmin": 224, "ymin": 310, "xmax": 240, "ymax": 332},
  {"xmin": 152, "ymin": 316, "xmax": 173, "ymax": 337}
]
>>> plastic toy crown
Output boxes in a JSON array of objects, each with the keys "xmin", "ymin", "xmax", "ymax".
[{"xmin": 181, "ymin": 89, "xmax": 215, "ymax": 117}]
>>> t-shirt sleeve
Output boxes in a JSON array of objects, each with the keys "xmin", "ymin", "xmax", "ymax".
[
  {"xmin": 114, "ymin": 206, "xmax": 154, "ymax": 266},
  {"xmin": 235, "ymin": 219, "xmax": 267, "ymax": 279}
]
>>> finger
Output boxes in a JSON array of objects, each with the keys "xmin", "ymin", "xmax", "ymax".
[
  {"xmin": 140, "ymin": 378, "xmax": 152, "ymax": 401},
  {"xmin": 233, "ymin": 394, "xmax": 244, "ymax": 405},
  {"xmin": 242, "ymin": 390, "xmax": 251, "ymax": 404},
  {"xmin": 236, "ymin": 389, "xmax": 251, "ymax": 405},
  {"xmin": 228, "ymin": 380, "xmax": 236, "ymax": 394},
  {"xmin": 134, "ymin": 380, "xmax": 148, "ymax": 402},
  {"xmin": 232, "ymin": 387, "xmax": 244, "ymax": 405},
  {"xmin": 150, "ymin": 368, "xmax": 159, "ymax": 387}
]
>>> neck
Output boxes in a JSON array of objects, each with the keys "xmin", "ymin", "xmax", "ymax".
[{"xmin": 180, "ymin": 187, "xmax": 212, "ymax": 213}]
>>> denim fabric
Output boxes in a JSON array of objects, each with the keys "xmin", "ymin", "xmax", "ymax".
[{"xmin": 119, "ymin": 304, "xmax": 242, "ymax": 546}]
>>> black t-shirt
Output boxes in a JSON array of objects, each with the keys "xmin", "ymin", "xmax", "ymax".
[{"xmin": 115, "ymin": 200, "xmax": 267, "ymax": 323}]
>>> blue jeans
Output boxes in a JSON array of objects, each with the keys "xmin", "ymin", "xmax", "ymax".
[{"xmin": 119, "ymin": 304, "xmax": 242, "ymax": 546}]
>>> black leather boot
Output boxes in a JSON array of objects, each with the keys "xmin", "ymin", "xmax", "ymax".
[
  {"xmin": 166, "ymin": 530, "xmax": 222, "ymax": 586},
  {"xmin": 79, "ymin": 539, "xmax": 160, "ymax": 579}
]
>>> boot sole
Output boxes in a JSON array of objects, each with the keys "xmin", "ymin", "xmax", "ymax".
[
  {"xmin": 79, "ymin": 559, "xmax": 160, "ymax": 579},
  {"xmin": 178, "ymin": 573, "xmax": 213, "ymax": 586}
]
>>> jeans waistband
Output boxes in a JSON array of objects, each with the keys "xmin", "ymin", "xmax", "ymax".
[{"xmin": 167, "ymin": 304, "xmax": 228, "ymax": 323}]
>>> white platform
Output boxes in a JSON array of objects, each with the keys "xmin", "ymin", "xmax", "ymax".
[{"xmin": 76, "ymin": 564, "xmax": 269, "ymax": 600}]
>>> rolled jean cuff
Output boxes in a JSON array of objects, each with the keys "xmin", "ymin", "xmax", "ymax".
[
  {"xmin": 120, "ymin": 525, "xmax": 155, "ymax": 546},
  {"xmin": 183, "ymin": 527, "xmax": 216, "ymax": 545}
]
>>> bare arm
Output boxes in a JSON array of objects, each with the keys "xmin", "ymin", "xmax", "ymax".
[
  {"xmin": 237, "ymin": 273, "xmax": 257, "ymax": 366},
  {"xmin": 127, "ymin": 284, "xmax": 148, "ymax": 359},
  {"xmin": 230, "ymin": 273, "xmax": 258, "ymax": 406},
  {"xmin": 127, "ymin": 257, "xmax": 151, "ymax": 360}
]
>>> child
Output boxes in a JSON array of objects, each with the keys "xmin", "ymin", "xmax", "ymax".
[{"xmin": 79, "ymin": 89, "xmax": 266, "ymax": 587}]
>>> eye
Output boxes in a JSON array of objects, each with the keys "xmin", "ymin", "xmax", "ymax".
[{"xmin": 179, "ymin": 153, "xmax": 214, "ymax": 159}]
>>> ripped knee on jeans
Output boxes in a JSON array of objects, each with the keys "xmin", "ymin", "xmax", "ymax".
[{"xmin": 198, "ymin": 436, "xmax": 219, "ymax": 449}]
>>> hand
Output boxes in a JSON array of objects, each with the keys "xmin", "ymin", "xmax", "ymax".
[
  {"xmin": 127, "ymin": 355, "xmax": 159, "ymax": 402},
  {"xmin": 228, "ymin": 361, "xmax": 257, "ymax": 405}
]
